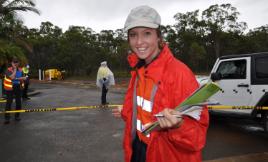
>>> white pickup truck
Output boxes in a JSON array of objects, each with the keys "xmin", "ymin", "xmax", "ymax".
[{"xmin": 206, "ymin": 52, "xmax": 268, "ymax": 131}]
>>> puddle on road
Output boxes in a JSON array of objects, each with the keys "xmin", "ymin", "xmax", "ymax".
[
  {"xmin": 112, "ymin": 132, "xmax": 122, "ymax": 138},
  {"xmin": 242, "ymin": 125, "xmax": 264, "ymax": 132}
]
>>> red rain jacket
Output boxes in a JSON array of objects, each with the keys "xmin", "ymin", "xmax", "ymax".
[{"xmin": 121, "ymin": 45, "xmax": 209, "ymax": 162}]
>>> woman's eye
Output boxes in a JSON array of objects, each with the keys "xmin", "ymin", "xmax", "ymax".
[
  {"xmin": 145, "ymin": 31, "xmax": 152, "ymax": 36},
  {"xmin": 129, "ymin": 33, "xmax": 136, "ymax": 37}
]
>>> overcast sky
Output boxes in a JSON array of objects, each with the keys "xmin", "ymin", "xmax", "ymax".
[{"xmin": 19, "ymin": 0, "xmax": 268, "ymax": 33}]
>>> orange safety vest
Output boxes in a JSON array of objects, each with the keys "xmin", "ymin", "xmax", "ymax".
[
  {"xmin": 136, "ymin": 67, "xmax": 156, "ymax": 144},
  {"xmin": 3, "ymin": 67, "xmax": 23, "ymax": 91},
  {"xmin": 3, "ymin": 76, "xmax": 12, "ymax": 91}
]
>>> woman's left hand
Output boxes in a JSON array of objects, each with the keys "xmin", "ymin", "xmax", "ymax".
[
  {"xmin": 112, "ymin": 105, "xmax": 123, "ymax": 118},
  {"xmin": 156, "ymin": 108, "xmax": 183, "ymax": 129}
]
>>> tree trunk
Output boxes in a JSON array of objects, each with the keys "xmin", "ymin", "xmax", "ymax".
[{"xmin": 215, "ymin": 37, "xmax": 220, "ymax": 59}]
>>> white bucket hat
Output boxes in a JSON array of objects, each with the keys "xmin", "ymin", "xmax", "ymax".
[{"xmin": 124, "ymin": 5, "xmax": 161, "ymax": 32}]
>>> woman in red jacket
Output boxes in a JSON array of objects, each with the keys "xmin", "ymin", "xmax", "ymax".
[{"xmin": 113, "ymin": 5, "xmax": 209, "ymax": 162}]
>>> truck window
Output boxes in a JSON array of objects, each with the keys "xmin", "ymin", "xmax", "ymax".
[
  {"xmin": 216, "ymin": 59, "xmax": 246, "ymax": 79},
  {"xmin": 256, "ymin": 57, "xmax": 268, "ymax": 79}
]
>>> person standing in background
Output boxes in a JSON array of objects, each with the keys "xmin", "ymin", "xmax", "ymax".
[
  {"xmin": 22, "ymin": 64, "xmax": 30, "ymax": 100},
  {"xmin": 3, "ymin": 57, "xmax": 26, "ymax": 124},
  {"xmin": 0, "ymin": 65, "xmax": 4, "ymax": 98},
  {"xmin": 0, "ymin": 63, "xmax": 7, "ymax": 99},
  {"xmin": 96, "ymin": 61, "xmax": 115, "ymax": 105}
]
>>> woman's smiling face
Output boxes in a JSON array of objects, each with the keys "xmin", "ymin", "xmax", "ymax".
[{"xmin": 128, "ymin": 27, "xmax": 160, "ymax": 64}]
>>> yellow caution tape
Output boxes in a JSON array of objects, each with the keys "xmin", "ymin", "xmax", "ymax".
[
  {"xmin": 1, "ymin": 104, "xmax": 267, "ymax": 115},
  {"xmin": 0, "ymin": 104, "xmax": 122, "ymax": 114},
  {"xmin": 208, "ymin": 105, "xmax": 268, "ymax": 110},
  {"xmin": 0, "ymin": 98, "xmax": 6, "ymax": 103}
]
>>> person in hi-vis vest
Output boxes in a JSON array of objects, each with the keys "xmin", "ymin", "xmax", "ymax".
[
  {"xmin": 22, "ymin": 64, "xmax": 30, "ymax": 100},
  {"xmin": 3, "ymin": 57, "xmax": 27, "ymax": 124},
  {"xmin": 112, "ymin": 6, "xmax": 209, "ymax": 162}
]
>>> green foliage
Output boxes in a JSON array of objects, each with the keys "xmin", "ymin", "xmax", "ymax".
[
  {"xmin": 246, "ymin": 25, "xmax": 268, "ymax": 52},
  {"xmin": 2, "ymin": 2, "xmax": 268, "ymax": 77},
  {"xmin": 0, "ymin": 0, "xmax": 40, "ymax": 66},
  {"xmin": 201, "ymin": 3, "xmax": 247, "ymax": 59},
  {"xmin": 188, "ymin": 42, "xmax": 207, "ymax": 71},
  {"xmin": 0, "ymin": 39, "xmax": 27, "ymax": 65},
  {"xmin": 24, "ymin": 23, "xmax": 130, "ymax": 77},
  {"xmin": 0, "ymin": 0, "xmax": 40, "ymax": 16}
]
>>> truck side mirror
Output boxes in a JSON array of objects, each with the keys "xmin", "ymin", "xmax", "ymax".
[{"xmin": 211, "ymin": 72, "xmax": 221, "ymax": 82}]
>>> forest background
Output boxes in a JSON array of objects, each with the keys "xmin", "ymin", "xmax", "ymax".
[{"xmin": 1, "ymin": 1, "xmax": 268, "ymax": 78}]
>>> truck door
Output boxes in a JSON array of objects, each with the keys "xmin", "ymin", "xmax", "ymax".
[{"xmin": 210, "ymin": 57, "xmax": 252, "ymax": 106}]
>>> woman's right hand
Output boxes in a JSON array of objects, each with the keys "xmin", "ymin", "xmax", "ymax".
[{"xmin": 112, "ymin": 105, "xmax": 123, "ymax": 118}]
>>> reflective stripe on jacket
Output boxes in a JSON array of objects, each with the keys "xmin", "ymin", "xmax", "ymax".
[
  {"xmin": 121, "ymin": 44, "xmax": 209, "ymax": 162},
  {"xmin": 135, "ymin": 67, "xmax": 158, "ymax": 144},
  {"xmin": 3, "ymin": 76, "xmax": 12, "ymax": 91}
]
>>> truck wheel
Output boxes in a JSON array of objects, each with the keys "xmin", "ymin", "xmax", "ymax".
[
  {"xmin": 262, "ymin": 111, "xmax": 268, "ymax": 132},
  {"xmin": 265, "ymin": 115, "xmax": 268, "ymax": 132}
]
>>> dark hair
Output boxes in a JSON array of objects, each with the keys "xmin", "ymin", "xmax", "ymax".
[
  {"xmin": 156, "ymin": 27, "xmax": 164, "ymax": 49},
  {"xmin": 12, "ymin": 57, "xmax": 19, "ymax": 63}
]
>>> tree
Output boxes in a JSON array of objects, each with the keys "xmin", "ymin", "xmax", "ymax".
[
  {"xmin": 0, "ymin": 16, "xmax": 28, "ymax": 65},
  {"xmin": 172, "ymin": 10, "xmax": 207, "ymax": 69},
  {"xmin": 202, "ymin": 4, "xmax": 247, "ymax": 59},
  {"xmin": 0, "ymin": 0, "xmax": 39, "ymax": 16},
  {"xmin": 188, "ymin": 42, "xmax": 207, "ymax": 72},
  {"xmin": 246, "ymin": 25, "xmax": 268, "ymax": 52},
  {"xmin": 26, "ymin": 22, "xmax": 62, "ymax": 70},
  {"xmin": 0, "ymin": 0, "xmax": 39, "ymax": 40},
  {"xmin": 0, "ymin": 39, "xmax": 27, "ymax": 64},
  {"xmin": 0, "ymin": 0, "xmax": 40, "ymax": 66}
]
